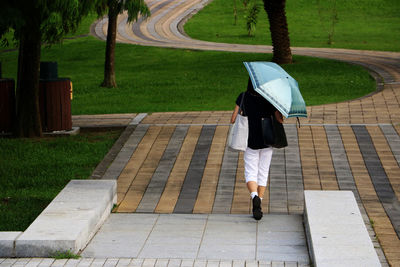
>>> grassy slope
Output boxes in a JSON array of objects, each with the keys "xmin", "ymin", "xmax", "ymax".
[{"xmin": 184, "ymin": 0, "xmax": 400, "ymax": 52}]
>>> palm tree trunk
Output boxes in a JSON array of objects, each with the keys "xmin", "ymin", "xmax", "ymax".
[
  {"xmin": 101, "ymin": 1, "xmax": 118, "ymax": 88},
  {"xmin": 263, "ymin": 0, "xmax": 292, "ymax": 64},
  {"xmin": 14, "ymin": 28, "xmax": 42, "ymax": 137}
]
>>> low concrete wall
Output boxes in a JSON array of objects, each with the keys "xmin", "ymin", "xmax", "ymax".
[
  {"xmin": 0, "ymin": 232, "xmax": 22, "ymax": 257},
  {"xmin": 304, "ymin": 190, "xmax": 381, "ymax": 267},
  {"xmin": 3, "ymin": 180, "xmax": 117, "ymax": 257}
]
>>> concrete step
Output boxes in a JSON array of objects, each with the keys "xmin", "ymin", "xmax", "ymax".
[
  {"xmin": 13, "ymin": 180, "xmax": 117, "ymax": 257},
  {"xmin": 81, "ymin": 214, "xmax": 310, "ymax": 264}
]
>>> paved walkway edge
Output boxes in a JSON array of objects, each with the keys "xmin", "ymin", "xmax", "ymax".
[
  {"xmin": 90, "ymin": 113, "xmax": 148, "ymax": 180},
  {"xmin": 0, "ymin": 180, "xmax": 116, "ymax": 257}
]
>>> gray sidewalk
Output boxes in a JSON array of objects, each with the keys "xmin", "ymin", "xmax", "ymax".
[
  {"xmin": 0, "ymin": 214, "xmax": 310, "ymax": 267},
  {"xmin": 81, "ymin": 214, "xmax": 308, "ymax": 263}
]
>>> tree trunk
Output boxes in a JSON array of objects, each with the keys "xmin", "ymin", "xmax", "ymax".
[
  {"xmin": 101, "ymin": 2, "xmax": 118, "ymax": 88},
  {"xmin": 14, "ymin": 28, "xmax": 42, "ymax": 137},
  {"xmin": 263, "ymin": 0, "xmax": 292, "ymax": 64}
]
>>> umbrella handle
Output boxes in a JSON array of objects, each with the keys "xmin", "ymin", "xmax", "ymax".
[{"xmin": 296, "ymin": 117, "xmax": 301, "ymax": 128}]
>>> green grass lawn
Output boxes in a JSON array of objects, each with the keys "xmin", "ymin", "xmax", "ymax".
[
  {"xmin": 0, "ymin": 36, "xmax": 375, "ymax": 114},
  {"xmin": 0, "ymin": 130, "xmax": 122, "ymax": 231},
  {"xmin": 0, "ymin": 4, "xmax": 378, "ymax": 114},
  {"xmin": 184, "ymin": 0, "xmax": 400, "ymax": 52}
]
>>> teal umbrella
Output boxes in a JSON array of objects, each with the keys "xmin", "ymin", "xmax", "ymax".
[{"xmin": 243, "ymin": 61, "xmax": 307, "ymax": 118}]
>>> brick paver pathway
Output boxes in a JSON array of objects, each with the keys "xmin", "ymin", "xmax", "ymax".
[
  {"xmin": 90, "ymin": 1, "xmax": 400, "ymax": 266},
  {"xmin": 77, "ymin": 113, "xmax": 392, "ymax": 266}
]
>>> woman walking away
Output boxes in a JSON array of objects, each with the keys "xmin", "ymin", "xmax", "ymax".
[{"xmin": 231, "ymin": 78, "xmax": 283, "ymax": 220}]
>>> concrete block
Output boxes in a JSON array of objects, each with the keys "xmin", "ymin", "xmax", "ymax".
[
  {"xmin": 304, "ymin": 190, "xmax": 381, "ymax": 267},
  {"xmin": 0, "ymin": 232, "xmax": 22, "ymax": 257},
  {"xmin": 15, "ymin": 180, "xmax": 116, "ymax": 257}
]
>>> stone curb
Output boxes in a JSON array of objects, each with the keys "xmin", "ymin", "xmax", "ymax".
[
  {"xmin": 0, "ymin": 232, "xmax": 22, "ymax": 257},
  {"xmin": 0, "ymin": 180, "xmax": 116, "ymax": 258},
  {"xmin": 0, "ymin": 114, "xmax": 145, "ymax": 257},
  {"xmin": 304, "ymin": 190, "xmax": 381, "ymax": 267}
]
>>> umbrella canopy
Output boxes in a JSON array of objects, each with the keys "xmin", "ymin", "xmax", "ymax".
[{"xmin": 243, "ymin": 61, "xmax": 307, "ymax": 118}]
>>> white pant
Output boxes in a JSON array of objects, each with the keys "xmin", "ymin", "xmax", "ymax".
[{"xmin": 244, "ymin": 147, "xmax": 273, "ymax": 187}]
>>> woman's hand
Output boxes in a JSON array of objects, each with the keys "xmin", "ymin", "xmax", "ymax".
[
  {"xmin": 275, "ymin": 110, "xmax": 284, "ymax": 123},
  {"xmin": 231, "ymin": 105, "xmax": 240, "ymax": 123}
]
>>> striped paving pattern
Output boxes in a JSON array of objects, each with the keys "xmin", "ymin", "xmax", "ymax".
[
  {"xmin": 113, "ymin": 122, "xmax": 398, "ymax": 221},
  {"xmin": 105, "ymin": 118, "xmax": 399, "ymax": 265}
]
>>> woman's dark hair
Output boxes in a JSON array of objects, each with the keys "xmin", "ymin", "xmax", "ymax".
[{"xmin": 246, "ymin": 77, "xmax": 257, "ymax": 94}]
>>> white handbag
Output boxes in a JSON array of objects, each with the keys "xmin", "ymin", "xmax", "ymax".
[{"xmin": 228, "ymin": 92, "xmax": 248, "ymax": 151}]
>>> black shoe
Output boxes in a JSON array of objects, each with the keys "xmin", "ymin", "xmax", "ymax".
[{"xmin": 252, "ymin": 196, "xmax": 263, "ymax": 220}]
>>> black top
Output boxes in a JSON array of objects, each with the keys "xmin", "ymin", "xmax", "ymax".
[{"xmin": 236, "ymin": 92, "xmax": 276, "ymax": 149}]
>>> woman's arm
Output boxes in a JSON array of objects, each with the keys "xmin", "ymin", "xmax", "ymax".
[
  {"xmin": 275, "ymin": 110, "xmax": 284, "ymax": 123},
  {"xmin": 231, "ymin": 105, "xmax": 240, "ymax": 123}
]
